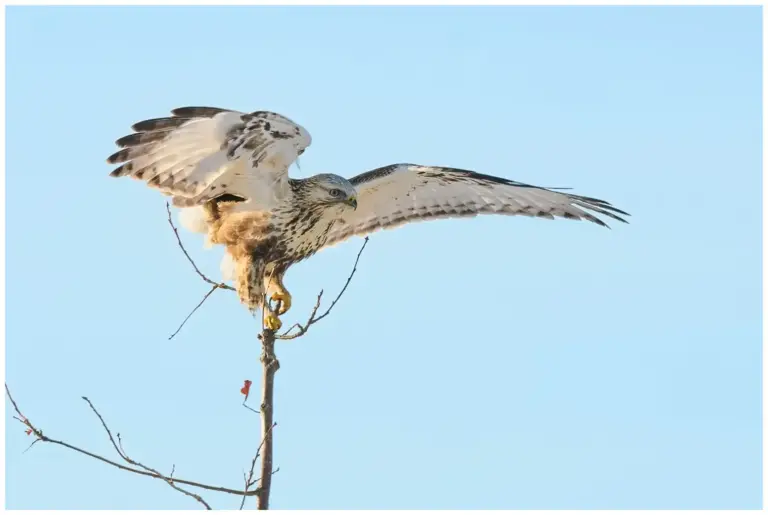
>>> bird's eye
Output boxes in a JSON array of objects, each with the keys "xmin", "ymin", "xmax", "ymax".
[{"xmin": 329, "ymin": 188, "xmax": 343, "ymax": 198}]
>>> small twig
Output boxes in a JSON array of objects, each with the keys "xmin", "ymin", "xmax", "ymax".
[
  {"xmin": 165, "ymin": 202, "xmax": 234, "ymax": 291},
  {"xmin": 22, "ymin": 439, "xmax": 41, "ymax": 454},
  {"xmin": 5, "ymin": 385, "xmax": 260, "ymax": 500},
  {"xmin": 166, "ymin": 202, "xmax": 235, "ymax": 339},
  {"xmin": 247, "ymin": 467, "xmax": 280, "ymax": 490},
  {"xmin": 85, "ymin": 396, "xmax": 213, "ymax": 509},
  {"xmin": 81, "ymin": 397, "xmax": 123, "ymax": 457},
  {"xmin": 242, "ymin": 403, "xmax": 260, "ymax": 415},
  {"xmin": 277, "ymin": 293, "xmax": 323, "ymax": 339},
  {"xmin": 117, "ymin": 433, "xmax": 127, "ymax": 457},
  {"xmin": 277, "ymin": 236, "xmax": 369, "ymax": 340},
  {"xmin": 240, "ymin": 422, "xmax": 276, "ymax": 510},
  {"xmin": 168, "ymin": 284, "xmax": 221, "ymax": 340},
  {"xmin": 6, "ymin": 384, "xmax": 30, "ymax": 427},
  {"xmin": 125, "ymin": 445, "xmax": 211, "ymax": 509}
]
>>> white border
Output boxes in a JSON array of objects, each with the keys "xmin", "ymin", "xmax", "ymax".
[
  {"xmin": 0, "ymin": 1, "xmax": 763, "ymax": 513},
  {"xmin": 1, "ymin": 0, "xmax": 766, "ymax": 5}
]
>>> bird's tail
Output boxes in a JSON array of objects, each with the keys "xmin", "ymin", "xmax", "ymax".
[{"xmin": 231, "ymin": 249, "xmax": 265, "ymax": 312}]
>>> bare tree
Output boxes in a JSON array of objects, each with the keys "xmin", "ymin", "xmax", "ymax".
[{"xmin": 6, "ymin": 203, "xmax": 368, "ymax": 509}]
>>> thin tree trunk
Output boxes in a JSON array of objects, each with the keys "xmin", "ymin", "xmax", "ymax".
[{"xmin": 256, "ymin": 328, "xmax": 279, "ymax": 510}]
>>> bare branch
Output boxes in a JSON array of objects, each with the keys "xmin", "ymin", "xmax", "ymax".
[
  {"xmin": 22, "ymin": 438, "xmax": 41, "ymax": 454},
  {"xmin": 81, "ymin": 396, "xmax": 211, "ymax": 509},
  {"xmin": 277, "ymin": 236, "xmax": 369, "ymax": 340},
  {"xmin": 6, "ymin": 384, "xmax": 32, "ymax": 429},
  {"xmin": 165, "ymin": 202, "xmax": 236, "ymax": 339},
  {"xmin": 119, "ymin": 438, "xmax": 212, "ymax": 510},
  {"xmin": 168, "ymin": 284, "xmax": 221, "ymax": 340},
  {"xmin": 5, "ymin": 385, "xmax": 260, "ymax": 501},
  {"xmin": 81, "ymin": 396, "xmax": 123, "ymax": 457},
  {"xmin": 242, "ymin": 403, "xmax": 260, "ymax": 415},
  {"xmin": 165, "ymin": 202, "xmax": 234, "ymax": 291}
]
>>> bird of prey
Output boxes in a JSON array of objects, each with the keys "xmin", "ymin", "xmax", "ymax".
[{"xmin": 108, "ymin": 106, "xmax": 629, "ymax": 330}]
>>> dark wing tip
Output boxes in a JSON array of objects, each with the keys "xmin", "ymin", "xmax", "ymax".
[
  {"xmin": 581, "ymin": 212, "xmax": 610, "ymax": 228},
  {"xmin": 171, "ymin": 106, "xmax": 229, "ymax": 118},
  {"xmin": 108, "ymin": 162, "xmax": 133, "ymax": 178},
  {"xmin": 115, "ymin": 130, "xmax": 170, "ymax": 148},
  {"xmin": 568, "ymin": 194, "xmax": 631, "ymax": 217},
  {"xmin": 592, "ymin": 202, "xmax": 631, "ymax": 218},
  {"xmin": 115, "ymin": 133, "xmax": 140, "ymax": 148},
  {"xmin": 131, "ymin": 117, "xmax": 192, "ymax": 132},
  {"xmin": 125, "ymin": 107, "xmax": 228, "ymax": 136},
  {"xmin": 580, "ymin": 205, "xmax": 629, "ymax": 228},
  {"xmin": 106, "ymin": 149, "xmax": 127, "ymax": 164}
]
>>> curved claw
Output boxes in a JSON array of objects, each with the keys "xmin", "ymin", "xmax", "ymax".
[
  {"xmin": 271, "ymin": 291, "xmax": 292, "ymax": 316},
  {"xmin": 263, "ymin": 312, "xmax": 282, "ymax": 332}
]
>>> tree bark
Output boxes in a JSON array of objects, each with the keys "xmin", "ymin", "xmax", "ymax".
[{"xmin": 256, "ymin": 328, "xmax": 279, "ymax": 510}]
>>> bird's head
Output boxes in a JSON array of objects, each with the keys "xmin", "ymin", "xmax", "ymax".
[{"xmin": 306, "ymin": 174, "xmax": 358, "ymax": 210}]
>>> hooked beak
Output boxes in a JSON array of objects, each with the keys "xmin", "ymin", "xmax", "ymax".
[{"xmin": 346, "ymin": 196, "xmax": 358, "ymax": 210}]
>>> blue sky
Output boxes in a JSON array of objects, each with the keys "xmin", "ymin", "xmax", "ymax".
[{"xmin": 5, "ymin": 5, "xmax": 762, "ymax": 510}]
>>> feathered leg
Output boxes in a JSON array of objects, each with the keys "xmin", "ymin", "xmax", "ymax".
[
  {"xmin": 264, "ymin": 265, "xmax": 291, "ymax": 316},
  {"xmin": 231, "ymin": 247, "xmax": 282, "ymax": 331}
]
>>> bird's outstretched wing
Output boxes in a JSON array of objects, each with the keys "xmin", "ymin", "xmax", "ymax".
[
  {"xmin": 107, "ymin": 106, "xmax": 311, "ymax": 207},
  {"xmin": 322, "ymin": 163, "xmax": 629, "ymax": 248}
]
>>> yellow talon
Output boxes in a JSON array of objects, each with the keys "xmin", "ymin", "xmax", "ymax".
[
  {"xmin": 264, "ymin": 313, "xmax": 282, "ymax": 332},
  {"xmin": 271, "ymin": 291, "xmax": 292, "ymax": 316}
]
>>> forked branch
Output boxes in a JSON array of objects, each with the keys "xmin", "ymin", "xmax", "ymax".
[
  {"xmin": 5, "ymin": 384, "xmax": 262, "ymax": 509},
  {"xmin": 276, "ymin": 236, "xmax": 369, "ymax": 341}
]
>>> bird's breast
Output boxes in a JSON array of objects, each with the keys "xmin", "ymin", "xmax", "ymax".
[
  {"xmin": 215, "ymin": 203, "xmax": 337, "ymax": 267},
  {"xmin": 279, "ymin": 209, "xmax": 336, "ymax": 262}
]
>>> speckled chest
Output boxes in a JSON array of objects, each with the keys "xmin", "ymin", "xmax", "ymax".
[{"xmin": 269, "ymin": 206, "xmax": 337, "ymax": 265}]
